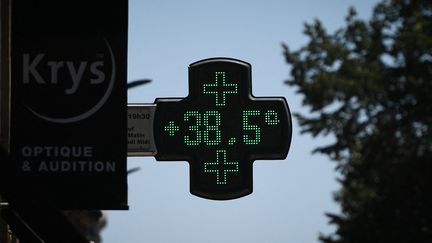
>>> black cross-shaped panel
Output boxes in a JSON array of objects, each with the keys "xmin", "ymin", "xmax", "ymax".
[{"xmin": 154, "ymin": 58, "xmax": 292, "ymax": 200}]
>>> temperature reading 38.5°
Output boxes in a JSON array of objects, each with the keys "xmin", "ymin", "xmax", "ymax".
[{"xmin": 163, "ymin": 109, "xmax": 281, "ymax": 146}]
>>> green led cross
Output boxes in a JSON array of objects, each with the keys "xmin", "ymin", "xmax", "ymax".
[
  {"xmin": 203, "ymin": 71, "xmax": 238, "ymax": 106},
  {"xmin": 164, "ymin": 121, "xmax": 179, "ymax": 136},
  {"xmin": 204, "ymin": 150, "xmax": 239, "ymax": 185}
]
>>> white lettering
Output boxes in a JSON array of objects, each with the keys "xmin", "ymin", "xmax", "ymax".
[
  {"xmin": 47, "ymin": 61, "xmax": 64, "ymax": 84},
  {"xmin": 39, "ymin": 162, "xmax": 48, "ymax": 171},
  {"xmin": 61, "ymin": 161, "xmax": 71, "ymax": 171},
  {"xmin": 23, "ymin": 54, "xmax": 45, "ymax": 84},
  {"xmin": 60, "ymin": 147, "xmax": 71, "ymax": 157},
  {"xmin": 22, "ymin": 146, "xmax": 32, "ymax": 157},
  {"xmin": 34, "ymin": 146, "xmax": 43, "ymax": 156},
  {"xmin": 20, "ymin": 146, "xmax": 94, "ymax": 157},
  {"xmin": 22, "ymin": 54, "xmax": 106, "ymax": 94},
  {"xmin": 83, "ymin": 147, "xmax": 92, "ymax": 157},
  {"xmin": 37, "ymin": 160, "xmax": 116, "ymax": 173},
  {"xmin": 65, "ymin": 61, "xmax": 88, "ymax": 94},
  {"xmin": 90, "ymin": 61, "xmax": 105, "ymax": 84}
]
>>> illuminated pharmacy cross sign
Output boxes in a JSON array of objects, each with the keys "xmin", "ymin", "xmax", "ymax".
[
  {"xmin": 154, "ymin": 58, "xmax": 292, "ymax": 200},
  {"xmin": 203, "ymin": 71, "xmax": 238, "ymax": 106},
  {"xmin": 204, "ymin": 150, "xmax": 239, "ymax": 185}
]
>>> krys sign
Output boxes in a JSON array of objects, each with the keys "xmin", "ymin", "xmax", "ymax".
[
  {"xmin": 9, "ymin": 0, "xmax": 128, "ymax": 210},
  {"xmin": 21, "ymin": 38, "xmax": 116, "ymax": 123}
]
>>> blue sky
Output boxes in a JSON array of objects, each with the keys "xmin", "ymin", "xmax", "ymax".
[{"xmin": 104, "ymin": 1, "xmax": 378, "ymax": 242}]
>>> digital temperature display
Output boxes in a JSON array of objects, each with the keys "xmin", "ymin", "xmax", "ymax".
[{"xmin": 154, "ymin": 58, "xmax": 292, "ymax": 200}]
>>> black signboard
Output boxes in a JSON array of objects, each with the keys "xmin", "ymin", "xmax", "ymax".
[
  {"xmin": 154, "ymin": 58, "xmax": 292, "ymax": 200},
  {"xmin": 9, "ymin": 1, "xmax": 128, "ymax": 209}
]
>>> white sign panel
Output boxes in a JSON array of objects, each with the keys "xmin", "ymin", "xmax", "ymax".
[{"xmin": 127, "ymin": 104, "xmax": 156, "ymax": 156}]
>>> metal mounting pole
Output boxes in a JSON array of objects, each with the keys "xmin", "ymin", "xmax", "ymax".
[
  {"xmin": 0, "ymin": 0, "xmax": 10, "ymax": 151},
  {"xmin": 0, "ymin": 203, "xmax": 10, "ymax": 243},
  {"xmin": 0, "ymin": 0, "xmax": 11, "ymax": 241}
]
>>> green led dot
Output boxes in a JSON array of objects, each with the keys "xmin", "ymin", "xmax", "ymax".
[
  {"xmin": 203, "ymin": 71, "xmax": 238, "ymax": 106},
  {"xmin": 242, "ymin": 110, "xmax": 261, "ymax": 145},
  {"xmin": 204, "ymin": 150, "xmax": 239, "ymax": 185},
  {"xmin": 228, "ymin": 137, "xmax": 236, "ymax": 145},
  {"xmin": 265, "ymin": 110, "xmax": 280, "ymax": 125}
]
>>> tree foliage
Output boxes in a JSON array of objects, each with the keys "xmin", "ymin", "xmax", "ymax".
[{"xmin": 282, "ymin": 0, "xmax": 432, "ymax": 241}]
